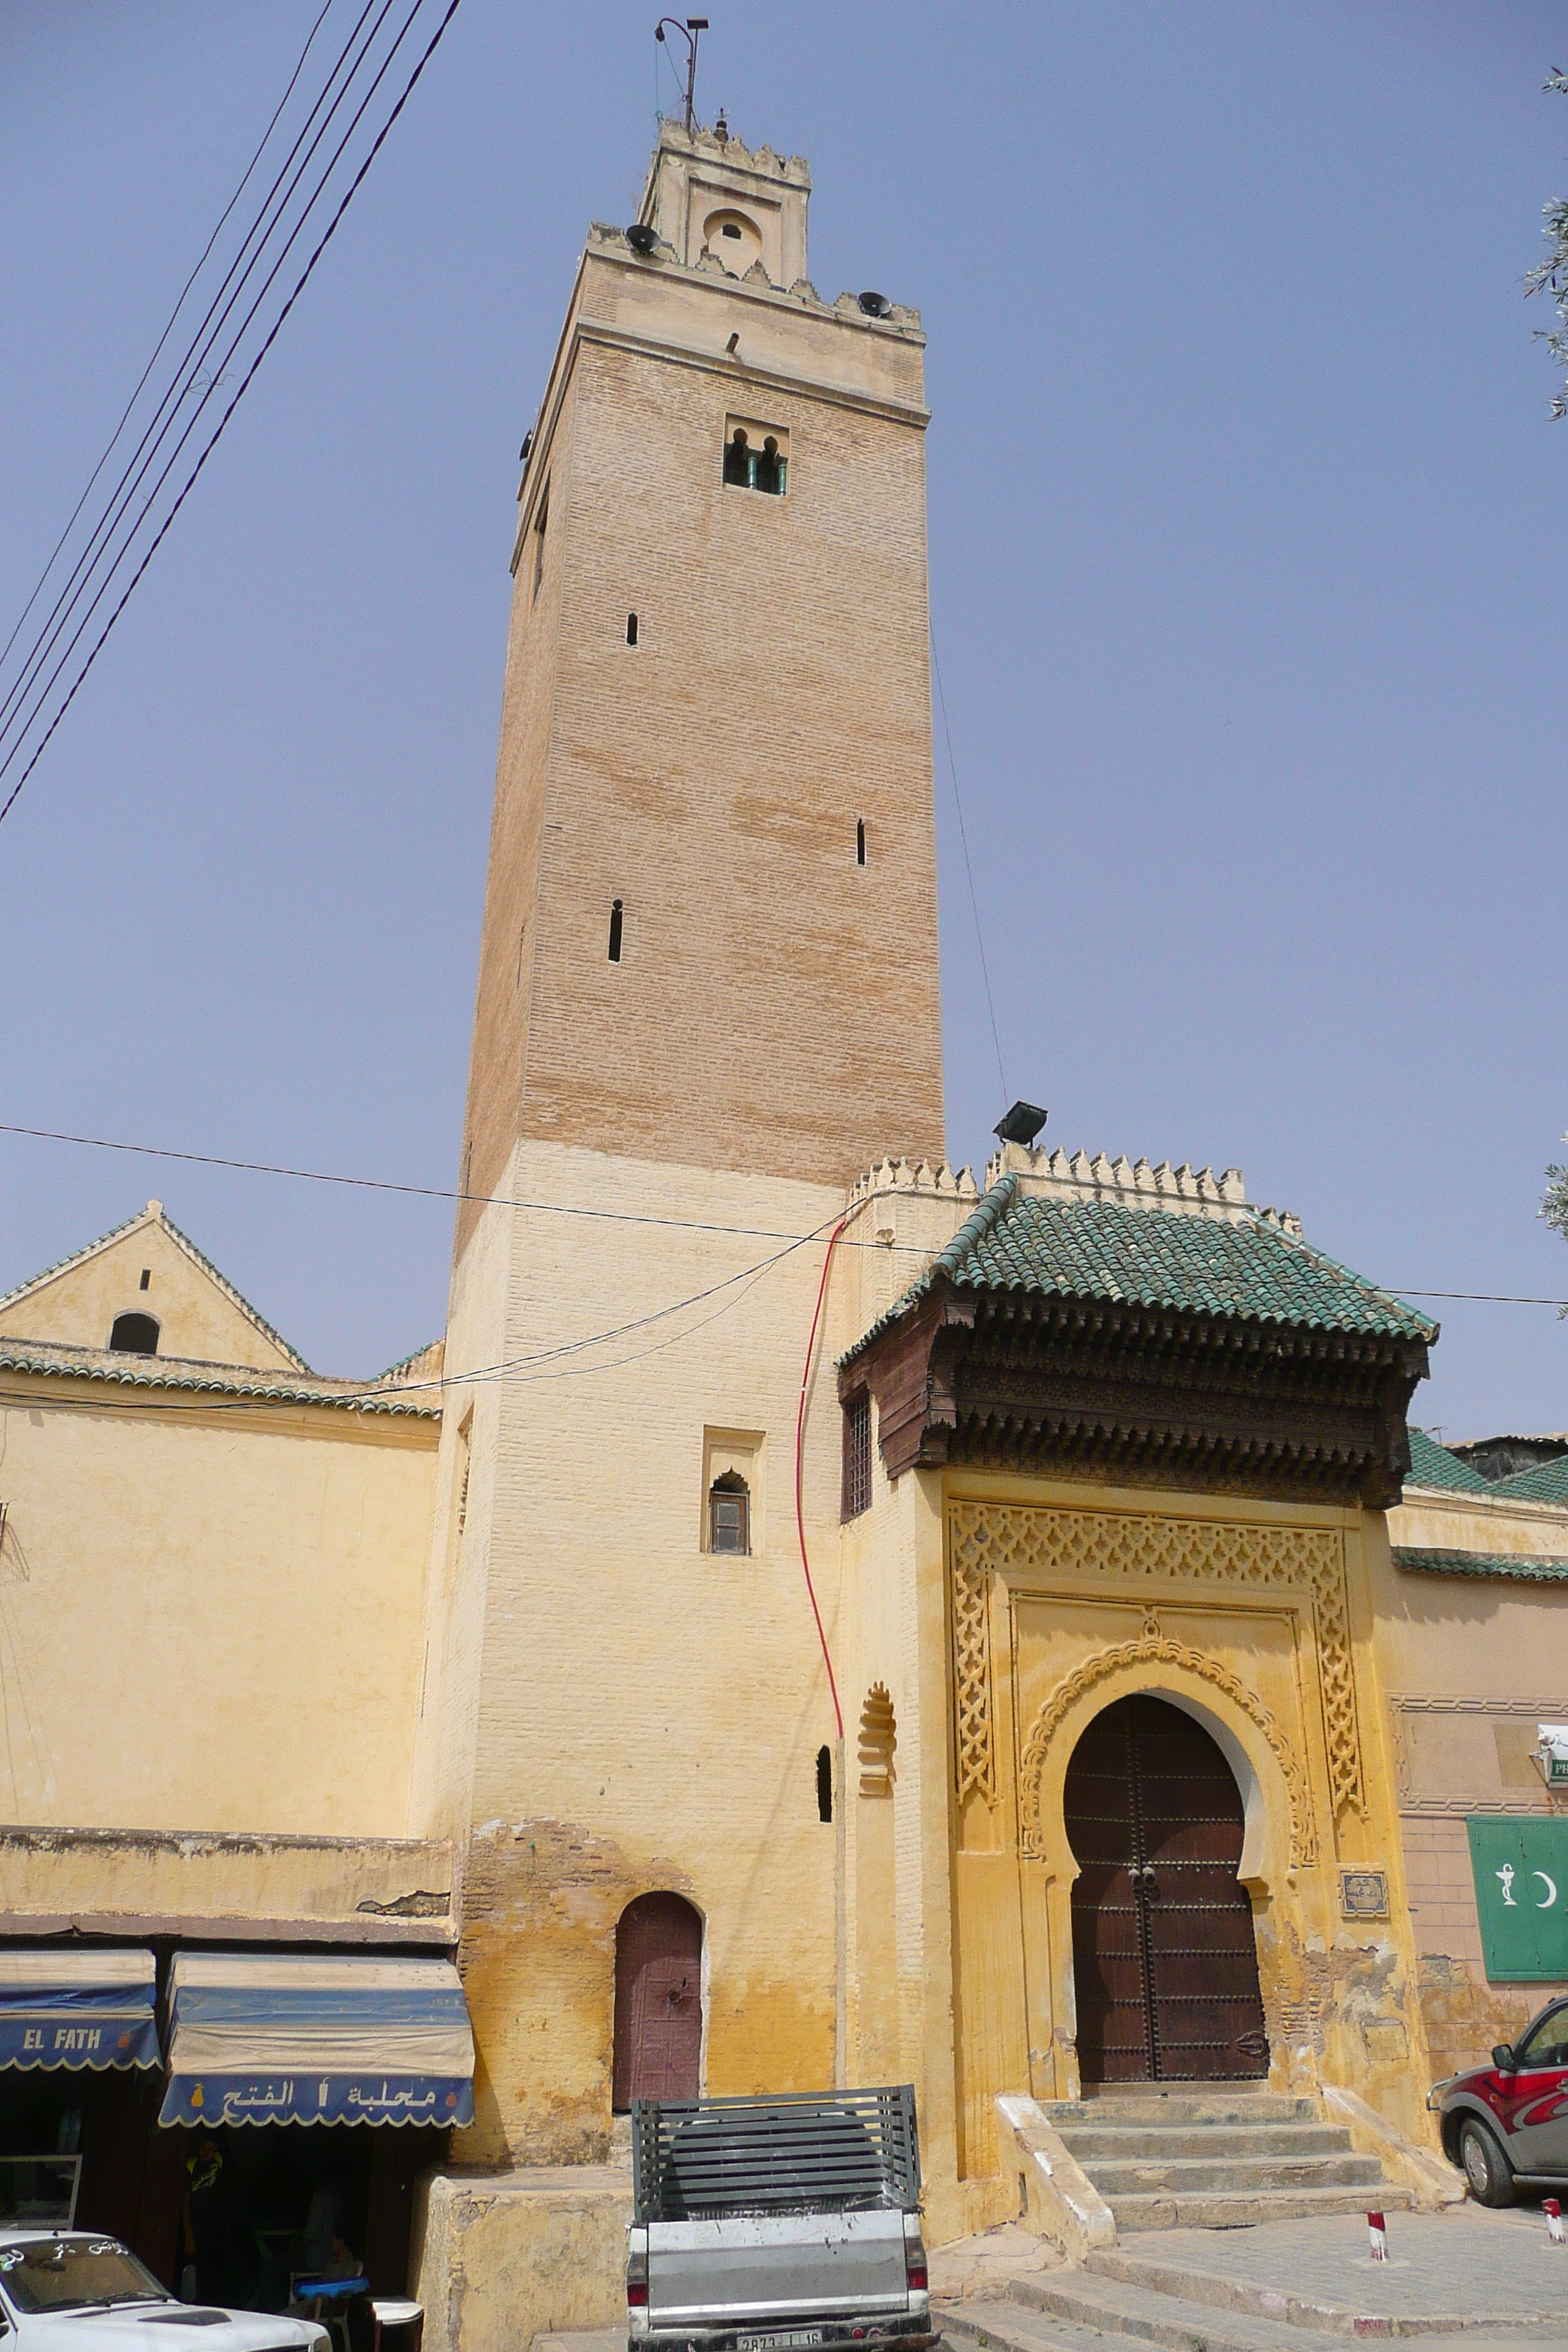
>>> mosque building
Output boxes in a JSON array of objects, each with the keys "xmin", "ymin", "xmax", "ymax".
[{"xmin": 1, "ymin": 114, "xmax": 1567, "ymax": 2352}]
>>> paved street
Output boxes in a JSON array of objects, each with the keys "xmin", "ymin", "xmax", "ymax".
[
  {"xmin": 937, "ymin": 2203, "xmax": 1568, "ymax": 2352},
  {"xmin": 1107, "ymin": 2204, "xmax": 1568, "ymax": 2325}
]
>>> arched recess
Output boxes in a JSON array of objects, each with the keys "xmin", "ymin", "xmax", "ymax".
[
  {"xmin": 1063, "ymin": 1693, "xmax": 1269, "ymax": 2083},
  {"xmin": 1018, "ymin": 1631, "xmax": 1315, "ymax": 1893},
  {"xmin": 612, "ymin": 1891, "xmax": 703, "ymax": 2110}
]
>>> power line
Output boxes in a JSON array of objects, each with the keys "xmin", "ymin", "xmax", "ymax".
[
  {"xmin": 0, "ymin": 1120, "xmax": 958, "ymax": 1258},
  {"xmin": 0, "ymin": 0, "xmax": 393, "ymax": 763},
  {"xmin": 931, "ymin": 630, "xmax": 1007, "ymax": 1104},
  {"xmin": 0, "ymin": 0, "xmax": 466, "ymax": 829},
  {"xmin": 0, "ymin": 1117, "xmax": 1563, "ymax": 1308},
  {"xmin": 0, "ymin": 0, "xmax": 336, "ymax": 682}
]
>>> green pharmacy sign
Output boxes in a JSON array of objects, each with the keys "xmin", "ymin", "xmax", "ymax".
[{"xmin": 1468, "ymin": 1817, "xmax": 1568, "ymax": 1981}]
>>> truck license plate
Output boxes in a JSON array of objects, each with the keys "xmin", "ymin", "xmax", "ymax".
[{"xmin": 736, "ymin": 2334, "xmax": 824, "ymax": 2349}]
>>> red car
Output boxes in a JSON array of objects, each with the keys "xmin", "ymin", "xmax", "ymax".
[{"xmin": 1433, "ymin": 1997, "xmax": 1568, "ymax": 2204}]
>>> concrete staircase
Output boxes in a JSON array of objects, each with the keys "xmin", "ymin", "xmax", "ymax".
[{"xmin": 1039, "ymin": 2086, "xmax": 1409, "ymax": 2233}]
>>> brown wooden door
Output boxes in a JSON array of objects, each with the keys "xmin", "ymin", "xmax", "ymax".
[
  {"xmin": 1064, "ymin": 1695, "xmax": 1268, "ymax": 2084},
  {"xmin": 612, "ymin": 1892, "xmax": 704, "ymax": 2109}
]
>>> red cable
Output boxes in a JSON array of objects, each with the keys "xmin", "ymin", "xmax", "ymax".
[{"xmin": 795, "ymin": 1217, "xmax": 848, "ymax": 1741}]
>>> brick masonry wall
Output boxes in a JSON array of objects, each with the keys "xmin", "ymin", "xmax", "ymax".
[{"xmin": 456, "ymin": 257, "xmax": 946, "ymax": 1260}]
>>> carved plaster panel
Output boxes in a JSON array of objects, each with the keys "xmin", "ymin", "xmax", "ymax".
[
  {"xmin": 1387, "ymin": 1693, "xmax": 1568, "ymax": 1817},
  {"xmin": 1016, "ymin": 1630, "xmax": 1318, "ymax": 1869},
  {"xmin": 951, "ymin": 1544, "xmax": 996, "ymax": 1803},
  {"xmin": 950, "ymin": 1500, "xmax": 1365, "ymax": 1823}
]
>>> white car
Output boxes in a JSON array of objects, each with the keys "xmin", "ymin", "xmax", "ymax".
[{"xmin": 0, "ymin": 2235, "xmax": 330, "ymax": 2352}]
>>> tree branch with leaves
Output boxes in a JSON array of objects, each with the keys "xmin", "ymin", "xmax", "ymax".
[{"xmin": 1526, "ymin": 69, "xmax": 1568, "ymax": 417}]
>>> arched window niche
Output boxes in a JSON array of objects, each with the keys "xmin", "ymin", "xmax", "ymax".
[{"xmin": 108, "ymin": 1312, "xmax": 159, "ymax": 1356}]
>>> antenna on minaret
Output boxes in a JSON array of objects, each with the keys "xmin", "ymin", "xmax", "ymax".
[{"xmin": 655, "ymin": 16, "xmax": 709, "ymax": 135}]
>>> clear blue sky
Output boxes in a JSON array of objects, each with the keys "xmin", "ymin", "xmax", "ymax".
[{"xmin": 1, "ymin": 1, "xmax": 1564, "ymax": 1441}]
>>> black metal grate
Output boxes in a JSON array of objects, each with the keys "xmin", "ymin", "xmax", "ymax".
[
  {"xmin": 631, "ymin": 2085, "xmax": 919, "ymax": 2223},
  {"xmin": 843, "ymin": 1392, "xmax": 872, "ymax": 1520}
]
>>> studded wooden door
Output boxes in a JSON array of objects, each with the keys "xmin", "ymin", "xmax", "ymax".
[
  {"xmin": 1063, "ymin": 1695, "xmax": 1268, "ymax": 2084},
  {"xmin": 611, "ymin": 1892, "xmax": 704, "ymax": 2110}
]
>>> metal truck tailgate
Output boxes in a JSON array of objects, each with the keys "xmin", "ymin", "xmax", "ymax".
[{"xmin": 647, "ymin": 2209, "xmax": 909, "ymax": 2326}]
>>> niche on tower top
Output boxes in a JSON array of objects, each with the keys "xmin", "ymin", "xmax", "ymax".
[{"xmin": 636, "ymin": 120, "xmax": 810, "ymax": 290}]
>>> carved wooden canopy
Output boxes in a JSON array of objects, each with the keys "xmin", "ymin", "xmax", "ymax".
[{"xmin": 840, "ymin": 1281, "xmax": 1429, "ymax": 1507}]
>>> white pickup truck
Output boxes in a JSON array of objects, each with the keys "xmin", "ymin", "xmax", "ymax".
[
  {"xmin": 625, "ymin": 2088, "xmax": 934, "ymax": 2352},
  {"xmin": 0, "ymin": 2235, "xmax": 329, "ymax": 2352}
]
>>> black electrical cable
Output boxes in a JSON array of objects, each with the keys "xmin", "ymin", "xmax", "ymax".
[
  {"xmin": 0, "ymin": 0, "xmax": 391, "ymax": 758},
  {"xmin": 0, "ymin": 0, "xmax": 465, "ymax": 825},
  {"xmin": 0, "ymin": 0, "xmax": 336, "ymax": 682}
]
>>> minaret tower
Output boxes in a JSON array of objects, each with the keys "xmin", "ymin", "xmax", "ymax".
[{"xmin": 411, "ymin": 118, "xmax": 946, "ymax": 2164}]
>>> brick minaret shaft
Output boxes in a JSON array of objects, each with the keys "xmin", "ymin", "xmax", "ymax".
[{"xmin": 455, "ymin": 122, "xmax": 946, "ymax": 1254}]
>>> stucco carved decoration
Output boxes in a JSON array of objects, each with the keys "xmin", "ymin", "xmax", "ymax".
[
  {"xmin": 950, "ymin": 1501, "xmax": 1365, "ymax": 1823},
  {"xmin": 951, "ymin": 1546, "xmax": 996, "ymax": 1803},
  {"xmin": 1018, "ymin": 1632, "xmax": 1317, "ymax": 1869}
]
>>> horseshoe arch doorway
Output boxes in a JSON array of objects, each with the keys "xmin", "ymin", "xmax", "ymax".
[{"xmin": 1063, "ymin": 1693, "xmax": 1269, "ymax": 2084}]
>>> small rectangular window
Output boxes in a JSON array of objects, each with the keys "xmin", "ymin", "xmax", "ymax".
[
  {"xmin": 856, "ymin": 818, "xmax": 867, "ymax": 867},
  {"xmin": 608, "ymin": 899, "xmax": 624, "ymax": 962},
  {"xmin": 843, "ymin": 1392, "xmax": 872, "ymax": 1520},
  {"xmin": 626, "ymin": 612, "xmax": 638, "ymax": 647}
]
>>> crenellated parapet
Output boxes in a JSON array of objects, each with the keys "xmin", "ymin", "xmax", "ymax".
[
  {"xmin": 846, "ymin": 1156, "xmax": 979, "ymax": 1208},
  {"xmin": 985, "ymin": 1139, "xmax": 1303, "ymax": 1236}
]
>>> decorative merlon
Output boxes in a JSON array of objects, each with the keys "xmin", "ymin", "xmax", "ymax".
[
  {"xmin": 586, "ymin": 219, "xmax": 921, "ymax": 328},
  {"xmin": 847, "ymin": 1158, "xmax": 979, "ymax": 1209},
  {"xmin": 984, "ymin": 1141, "xmax": 1303, "ymax": 1235}
]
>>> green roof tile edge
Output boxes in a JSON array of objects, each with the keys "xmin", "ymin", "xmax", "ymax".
[
  {"xmin": 1393, "ymin": 1547, "xmax": 1568, "ymax": 1583},
  {"xmin": 0, "ymin": 1342, "xmax": 439, "ymax": 1417},
  {"xmin": 837, "ymin": 1175, "xmax": 1019, "ymax": 1370},
  {"xmin": 1248, "ymin": 1221, "xmax": 1437, "ymax": 1343}
]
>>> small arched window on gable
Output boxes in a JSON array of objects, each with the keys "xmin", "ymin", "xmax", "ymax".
[
  {"xmin": 108, "ymin": 1312, "xmax": 159, "ymax": 1356},
  {"xmin": 708, "ymin": 1469, "xmax": 750, "ymax": 1556}
]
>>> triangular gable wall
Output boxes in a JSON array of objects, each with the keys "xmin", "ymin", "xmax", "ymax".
[{"xmin": 0, "ymin": 1202, "xmax": 310, "ymax": 1372}]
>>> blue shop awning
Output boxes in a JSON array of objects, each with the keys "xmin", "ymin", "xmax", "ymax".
[
  {"xmin": 0, "ymin": 1948, "xmax": 159, "ymax": 2072},
  {"xmin": 159, "ymin": 1953, "xmax": 475, "ymax": 2128}
]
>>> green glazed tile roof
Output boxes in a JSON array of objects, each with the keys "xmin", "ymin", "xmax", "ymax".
[
  {"xmin": 1406, "ymin": 1427, "xmax": 1493, "ymax": 1493},
  {"xmin": 1394, "ymin": 1547, "xmax": 1568, "ymax": 1583},
  {"xmin": 843, "ymin": 1175, "xmax": 1436, "ymax": 1362},
  {"xmin": 1487, "ymin": 1455, "xmax": 1568, "ymax": 1505}
]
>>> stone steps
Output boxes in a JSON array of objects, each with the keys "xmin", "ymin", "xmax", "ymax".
[
  {"xmin": 1037, "ymin": 2087, "xmax": 1405, "ymax": 2234},
  {"xmin": 1060, "ymin": 2123, "xmax": 1349, "ymax": 2163},
  {"xmin": 1085, "ymin": 2154, "xmax": 1383, "ymax": 2198}
]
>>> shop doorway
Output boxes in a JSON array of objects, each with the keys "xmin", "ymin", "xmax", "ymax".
[
  {"xmin": 1064, "ymin": 1694, "xmax": 1268, "ymax": 2084},
  {"xmin": 612, "ymin": 1893, "xmax": 703, "ymax": 2109},
  {"xmin": 172, "ymin": 2122, "xmax": 440, "ymax": 2310}
]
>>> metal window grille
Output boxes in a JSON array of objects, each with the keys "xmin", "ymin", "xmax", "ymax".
[{"xmin": 843, "ymin": 1392, "xmax": 871, "ymax": 1519}]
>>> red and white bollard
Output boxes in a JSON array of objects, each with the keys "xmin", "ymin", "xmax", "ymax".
[
  {"xmin": 1545, "ymin": 2198, "xmax": 1565, "ymax": 2245},
  {"xmin": 1366, "ymin": 2212, "xmax": 1389, "ymax": 2263}
]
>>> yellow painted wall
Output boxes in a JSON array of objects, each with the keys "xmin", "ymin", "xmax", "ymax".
[
  {"xmin": 423, "ymin": 1141, "xmax": 854, "ymax": 2169},
  {"xmin": 0, "ymin": 1376, "xmax": 436, "ymax": 1833}
]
